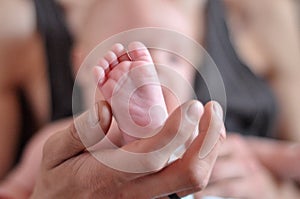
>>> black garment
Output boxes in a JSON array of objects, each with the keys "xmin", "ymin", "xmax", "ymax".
[
  {"xmin": 34, "ymin": 0, "xmax": 76, "ymax": 121},
  {"xmin": 194, "ymin": 0, "xmax": 278, "ymax": 137}
]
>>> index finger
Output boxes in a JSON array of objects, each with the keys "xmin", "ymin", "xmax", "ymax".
[{"xmin": 42, "ymin": 101, "xmax": 112, "ymax": 169}]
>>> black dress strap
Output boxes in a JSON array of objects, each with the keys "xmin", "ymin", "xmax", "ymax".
[
  {"xmin": 194, "ymin": 0, "xmax": 278, "ymax": 137},
  {"xmin": 34, "ymin": 0, "xmax": 75, "ymax": 120}
]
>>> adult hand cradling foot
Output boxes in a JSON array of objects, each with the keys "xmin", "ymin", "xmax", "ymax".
[{"xmin": 28, "ymin": 100, "xmax": 225, "ymax": 199}]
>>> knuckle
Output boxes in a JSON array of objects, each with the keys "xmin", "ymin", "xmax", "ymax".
[{"xmin": 184, "ymin": 163, "xmax": 210, "ymax": 191}]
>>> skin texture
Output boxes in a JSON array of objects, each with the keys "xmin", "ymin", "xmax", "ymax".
[
  {"xmin": 0, "ymin": 118, "xmax": 71, "ymax": 199},
  {"xmin": 0, "ymin": 100, "xmax": 226, "ymax": 198},
  {"xmin": 0, "ymin": 0, "xmax": 202, "ymax": 179},
  {"xmin": 26, "ymin": 100, "xmax": 225, "ymax": 199},
  {"xmin": 0, "ymin": 37, "xmax": 226, "ymax": 197},
  {"xmin": 0, "ymin": 0, "xmax": 300, "ymax": 198},
  {"xmin": 95, "ymin": 42, "xmax": 168, "ymax": 143}
]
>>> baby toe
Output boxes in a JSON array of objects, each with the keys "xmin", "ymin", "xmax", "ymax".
[{"xmin": 128, "ymin": 41, "xmax": 153, "ymax": 63}]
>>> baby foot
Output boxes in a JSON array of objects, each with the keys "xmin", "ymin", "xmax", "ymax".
[{"xmin": 94, "ymin": 42, "xmax": 168, "ymax": 143}]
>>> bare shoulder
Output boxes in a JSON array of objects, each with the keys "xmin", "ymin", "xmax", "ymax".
[
  {"xmin": 0, "ymin": 0, "xmax": 36, "ymax": 40},
  {"xmin": 0, "ymin": 33, "xmax": 44, "ymax": 91},
  {"xmin": 0, "ymin": 0, "xmax": 40, "ymax": 89}
]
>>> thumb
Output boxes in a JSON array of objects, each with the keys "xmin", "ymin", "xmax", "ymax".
[{"xmin": 42, "ymin": 101, "xmax": 112, "ymax": 169}]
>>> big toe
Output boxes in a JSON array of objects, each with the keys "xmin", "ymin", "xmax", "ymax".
[{"xmin": 128, "ymin": 42, "xmax": 153, "ymax": 63}]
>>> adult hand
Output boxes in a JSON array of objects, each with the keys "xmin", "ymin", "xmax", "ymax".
[
  {"xmin": 247, "ymin": 137, "xmax": 300, "ymax": 183},
  {"xmin": 197, "ymin": 134, "xmax": 280, "ymax": 199},
  {"xmin": 30, "ymin": 100, "xmax": 225, "ymax": 199},
  {"xmin": 0, "ymin": 118, "xmax": 72, "ymax": 199}
]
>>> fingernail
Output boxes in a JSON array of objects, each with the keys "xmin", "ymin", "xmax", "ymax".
[
  {"xmin": 213, "ymin": 102, "xmax": 226, "ymax": 139},
  {"xmin": 186, "ymin": 101, "xmax": 202, "ymax": 124},
  {"xmin": 213, "ymin": 101, "xmax": 223, "ymax": 121},
  {"xmin": 75, "ymin": 103, "xmax": 107, "ymax": 147},
  {"xmin": 199, "ymin": 103, "xmax": 224, "ymax": 159}
]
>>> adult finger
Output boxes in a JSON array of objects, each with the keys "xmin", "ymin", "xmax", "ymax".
[
  {"xmin": 176, "ymin": 101, "xmax": 226, "ymax": 194},
  {"xmin": 94, "ymin": 100, "xmax": 204, "ymax": 179},
  {"xmin": 210, "ymin": 157, "xmax": 253, "ymax": 184},
  {"xmin": 119, "ymin": 101, "xmax": 226, "ymax": 198},
  {"xmin": 42, "ymin": 101, "xmax": 112, "ymax": 169},
  {"xmin": 218, "ymin": 134, "xmax": 250, "ymax": 157},
  {"xmin": 201, "ymin": 178, "xmax": 251, "ymax": 199}
]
